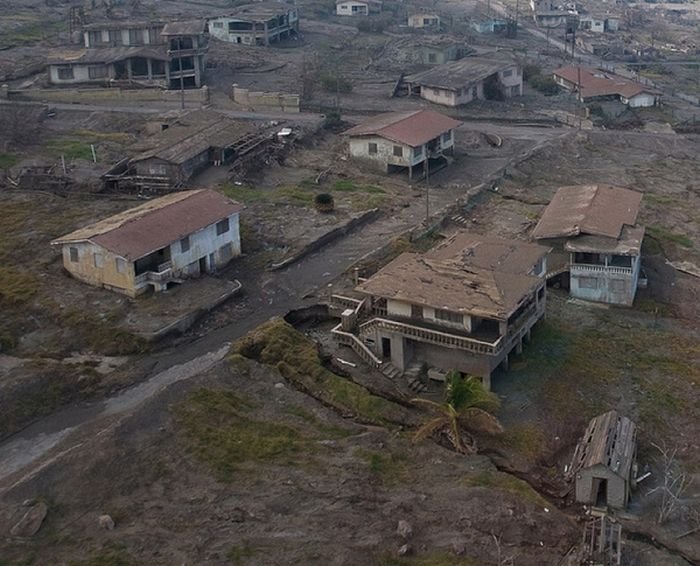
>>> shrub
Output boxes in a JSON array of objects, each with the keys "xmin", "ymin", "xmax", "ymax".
[
  {"xmin": 522, "ymin": 63, "xmax": 542, "ymax": 81},
  {"xmin": 529, "ymin": 74, "xmax": 560, "ymax": 96},
  {"xmin": 319, "ymin": 72, "xmax": 353, "ymax": 93},
  {"xmin": 314, "ymin": 192, "xmax": 335, "ymax": 212}
]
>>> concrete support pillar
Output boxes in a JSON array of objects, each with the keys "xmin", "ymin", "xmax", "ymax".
[
  {"xmin": 482, "ymin": 373, "xmax": 492, "ymax": 392},
  {"xmin": 147, "ymin": 58, "xmax": 152, "ymax": 80},
  {"xmin": 525, "ymin": 328, "xmax": 532, "ymax": 343},
  {"xmin": 516, "ymin": 339, "xmax": 523, "ymax": 355},
  {"xmin": 194, "ymin": 56, "xmax": 201, "ymax": 87},
  {"xmin": 127, "ymin": 58, "xmax": 133, "ymax": 79},
  {"xmin": 501, "ymin": 354, "xmax": 509, "ymax": 372},
  {"xmin": 263, "ymin": 22, "xmax": 269, "ymax": 45},
  {"xmin": 408, "ymin": 164, "xmax": 413, "ymax": 181}
]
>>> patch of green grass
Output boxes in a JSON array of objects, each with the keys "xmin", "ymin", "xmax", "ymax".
[
  {"xmin": 44, "ymin": 139, "xmax": 95, "ymax": 161},
  {"xmin": 220, "ymin": 183, "xmax": 266, "ymax": 203},
  {"xmin": 0, "ymin": 267, "xmax": 40, "ymax": 305},
  {"xmin": 463, "ymin": 471, "xmax": 548, "ymax": 506},
  {"xmin": 354, "ymin": 448, "xmax": 409, "ymax": 485},
  {"xmin": 284, "ymin": 405, "xmax": 354, "ymax": 439},
  {"xmin": 0, "ymin": 153, "xmax": 19, "ymax": 169},
  {"xmin": 174, "ymin": 389, "xmax": 313, "ymax": 481},
  {"xmin": 377, "ymin": 554, "xmax": 479, "ymax": 566},
  {"xmin": 231, "ymin": 319, "xmax": 411, "ymax": 426},
  {"xmin": 227, "ymin": 542, "xmax": 258, "ymax": 565},
  {"xmin": 275, "ymin": 185, "xmax": 315, "ymax": 204},
  {"xmin": 70, "ymin": 542, "xmax": 136, "ymax": 566},
  {"xmin": 332, "ymin": 179, "xmax": 385, "ymax": 194},
  {"xmin": 647, "ymin": 225, "xmax": 694, "ymax": 249},
  {"xmin": 498, "ymin": 424, "xmax": 546, "ymax": 464}
]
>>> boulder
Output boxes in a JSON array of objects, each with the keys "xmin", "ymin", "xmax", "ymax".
[
  {"xmin": 10, "ymin": 501, "xmax": 48, "ymax": 537},
  {"xmin": 98, "ymin": 514, "xmax": 115, "ymax": 530},
  {"xmin": 396, "ymin": 519, "xmax": 413, "ymax": 539}
]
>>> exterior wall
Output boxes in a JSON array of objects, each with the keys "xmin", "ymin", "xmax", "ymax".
[
  {"xmin": 575, "ymin": 464, "xmax": 628, "ymax": 509},
  {"xmin": 416, "ymin": 67, "xmax": 525, "ymax": 106},
  {"xmin": 414, "ymin": 45, "xmax": 459, "ymax": 65},
  {"xmin": 61, "ymin": 242, "xmax": 136, "ymax": 295},
  {"xmin": 348, "ymin": 131, "xmax": 455, "ymax": 170},
  {"xmin": 408, "ymin": 14, "xmax": 440, "ymax": 28},
  {"xmin": 623, "ymin": 92, "xmax": 656, "ymax": 107},
  {"xmin": 49, "ymin": 63, "xmax": 115, "ymax": 85},
  {"xmin": 387, "ymin": 299, "xmax": 412, "ymax": 317},
  {"xmin": 133, "ymin": 158, "xmax": 183, "ymax": 184},
  {"xmin": 498, "ymin": 65, "xmax": 524, "ymax": 96},
  {"xmin": 569, "ymin": 254, "xmax": 640, "ymax": 306},
  {"xmin": 83, "ymin": 26, "xmax": 164, "ymax": 48},
  {"xmin": 336, "ymin": 1, "xmax": 369, "ymax": 16},
  {"xmin": 168, "ymin": 212, "xmax": 241, "ymax": 275},
  {"xmin": 580, "ymin": 17, "xmax": 605, "ymax": 33}
]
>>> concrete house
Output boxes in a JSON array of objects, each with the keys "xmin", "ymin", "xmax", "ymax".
[
  {"xmin": 532, "ymin": 185, "xmax": 645, "ymax": 306},
  {"xmin": 332, "ymin": 233, "xmax": 550, "ymax": 389},
  {"xmin": 343, "ymin": 109, "xmax": 461, "ymax": 180},
  {"xmin": 471, "ymin": 18, "xmax": 508, "ymax": 34},
  {"xmin": 382, "ymin": 36, "xmax": 468, "ymax": 68},
  {"xmin": 48, "ymin": 19, "xmax": 208, "ymax": 88},
  {"xmin": 568, "ymin": 411, "xmax": 637, "ymax": 509},
  {"xmin": 553, "ymin": 66, "xmax": 660, "ymax": 108},
  {"xmin": 51, "ymin": 190, "xmax": 243, "ymax": 297},
  {"xmin": 208, "ymin": 3, "xmax": 299, "ymax": 46},
  {"xmin": 102, "ymin": 109, "xmax": 265, "ymax": 191},
  {"xmin": 397, "ymin": 57, "xmax": 523, "ymax": 107},
  {"xmin": 408, "ymin": 12, "xmax": 441, "ymax": 28},
  {"xmin": 336, "ymin": 0, "xmax": 380, "ymax": 16}
]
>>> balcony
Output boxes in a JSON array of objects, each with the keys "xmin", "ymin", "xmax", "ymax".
[
  {"xmin": 570, "ymin": 263, "xmax": 633, "ymax": 276},
  {"xmin": 135, "ymin": 261, "xmax": 173, "ymax": 285},
  {"xmin": 360, "ymin": 317, "xmax": 504, "ymax": 356}
]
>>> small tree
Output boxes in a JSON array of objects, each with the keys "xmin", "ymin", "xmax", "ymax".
[
  {"xmin": 647, "ymin": 442, "xmax": 691, "ymax": 525},
  {"xmin": 412, "ymin": 372, "xmax": 502, "ymax": 454}
]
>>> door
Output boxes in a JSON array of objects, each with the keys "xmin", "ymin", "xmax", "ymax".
[
  {"xmin": 594, "ymin": 478, "xmax": 608, "ymax": 507},
  {"xmin": 198, "ymin": 257, "xmax": 207, "ymax": 274},
  {"xmin": 381, "ymin": 337, "xmax": 391, "ymax": 359}
]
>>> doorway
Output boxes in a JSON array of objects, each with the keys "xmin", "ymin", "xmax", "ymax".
[
  {"xmin": 594, "ymin": 478, "xmax": 608, "ymax": 507},
  {"xmin": 198, "ymin": 257, "xmax": 207, "ymax": 274},
  {"xmin": 381, "ymin": 337, "xmax": 391, "ymax": 359}
]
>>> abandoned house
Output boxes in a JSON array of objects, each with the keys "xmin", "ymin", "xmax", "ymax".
[
  {"xmin": 471, "ymin": 17, "xmax": 508, "ymax": 34},
  {"xmin": 335, "ymin": 0, "xmax": 381, "ymax": 17},
  {"xmin": 552, "ymin": 66, "xmax": 660, "ymax": 108},
  {"xmin": 343, "ymin": 109, "xmax": 461, "ymax": 179},
  {"xmin": 532, "ymin": 184, "xmax": 645, "ymax": 307},
  {"xmin": 380, "ymin": 36, "xmax": 468, "ymax": 68},
  {"xmin": 578, "ymin": 13, "xmax": 620, "ymax": 33},
  {"xmin": 568, "ymin": 411, "xmax": 637, "ymax": 509},
  {"xmin": 47, "ymin": 19, "xmax": 208, "ymax": 88},
  {"xmin": 102, "ymin": 109, "xmax": 268, "ymax": 191},
  {"xmin": 407, "ymin": 12, "xmax": 441, "ymax": 28},
  {"xmin": 51, "ymin": 189, "xmax": 243, "ymax": 297},
  {"xmin": 331, "ymin": 233, "xmax": 550, "ymax": 389},
  {"xmin": 395, "ymin": 56, "xmax": 523, "ymax": 107},
  {"xmin": 207, "ymin": 3, "xmax": 299, "ymax": 45}
]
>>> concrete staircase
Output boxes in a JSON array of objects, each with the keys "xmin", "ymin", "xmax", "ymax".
[{"xmin": 380, "ymin": 362, "xmax": 402, "ymax": 380}]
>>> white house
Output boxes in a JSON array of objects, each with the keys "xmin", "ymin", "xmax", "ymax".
[
  {"xmin": 532, "ymin": 185, "xmax": 644, "ymax": 307},
  {"xmin": 408, "ymin": 13, "xmax": 441, "ymax": 28},
  {"xmin": 336, "ymin": 0, "xmax": 380, "ymax": 16},
  {"xmin": 51, "ymin": 190, "xmax": 243, "ymax": 297},
  {"xmin": 398, "ymin": 56, "xmax": 522, "ymax": 107},
  {"xmin": 343, "ymin": 109, "xmax": 461, "ymax": 179},
  {"xmin": 208, "ymin": 3, "xmax": 299, "ymax": 45}
]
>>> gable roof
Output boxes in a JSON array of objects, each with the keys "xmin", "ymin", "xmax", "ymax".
[
  {"xmin": 553, "ymin": 66, "xmax": 659, "ymax": 100},
  {"xmin": 570, "ymin": 410, "xmax": 636, "ymax": 480},
  {"xmin": 356, "ymin": 234, "xmax": 549, "ymax": 319},
  {"xmin": 161, "ymin": 20, "xmax": 207, "ymax": 36},
  {"xmin": 343, "ymin": 109, "xmax": 462, "ymax": 147},
  {"xmin": 51, "ymin": 190, "xmax": 243, "ymax": 261},
  {"xmin": 405, "ymin": 56, "xmax": 517, "ymax": 91},
  {"xmin": 532, "ymin": 185, "xmax": 642, "ymax": 240}
]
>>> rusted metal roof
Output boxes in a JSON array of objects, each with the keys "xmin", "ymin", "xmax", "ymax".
[
  {"xmin": 161, "ymin": 20, "xmax": 207, "ymax": 36},
  {"xmin": 532, "ymin": 185, "xmax": 642, "ymax": 240},
  {"xmin": 553, "ymin": 66, "xmax": 659, "ymax": 100},
  {"xmin": 343, "ymin": 110, "xmax": 462, "ymax": 148},
  {"xmin": 356, "ymin": 235, "xmax": 548, "ymax": 319},
  {"xmin": 570, "ymin": 410, "xmax": 636, "ymax": 480},
  {"xmin": 51, "ymin": 190, "xmax": 243, "ymax": 261}
]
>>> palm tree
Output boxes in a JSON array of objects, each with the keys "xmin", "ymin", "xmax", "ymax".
[{"xmin": 412, "ymin": 372, "xmax": 503, "ymax": 454}]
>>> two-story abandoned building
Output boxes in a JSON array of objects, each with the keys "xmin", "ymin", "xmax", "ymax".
[
  {"xmin": 396, "ymin": 56, "xmax": 522, "ymax": 107},
  {"xmin": 336, "ymin": 0, "xmax": 382, "ymax": 16},
  {"xmin": 51, "ymin": 190, "xmax": 242, "ymax": 297},
  {"xmin": 208, "ymin": 3, "xmax": 299, "ymax": 45},
  {"xmin": 332, "ymin": 233, "xmax": 550, "ymax": 389},
  {"xmin": 532, "ymin": 184, "xmax": 645, "ymax": 306},
  {"xmin": 47, "ymin": 19, "xmax": 208, "ymax": 88},
  {"xmin": 344, "ymin": 110, "xmax": 461, "ymax": 180}
]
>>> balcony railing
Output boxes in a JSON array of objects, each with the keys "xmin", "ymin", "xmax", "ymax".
[
  {"xmin": 571, "ymin": 263, "xmax": 633, "ymax": 275},
  {"xmin": 360, "ymin": 317, "xmax": 504, "ymax": 355},
  {"xmin": 331, "ymin": 323, "xmax": 383, "ymax": 368},
  {"xmin": 135, "ymin": 261, "xmax": 173, "ymax": 285}
]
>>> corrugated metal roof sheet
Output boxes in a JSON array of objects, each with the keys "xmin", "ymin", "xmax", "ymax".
[
  {"xmin": 161, "ymin": 20, "xmax": 207, "ymax": 36},
  {"xmin": 356, "ymin": 235, "xmax": 548, "ymax": 319},
  {"xmin": 532, "ymin": 185, "xmax": 642, "ymax": 240},
  {"xmin": 343, "ymin": 109, "xmax": 462, "ymax": 148},
  {"xmin": 553, "ymin": 66, "xmax": 658, "ymax": 99},
  {"xmin": 405, "ymin": 56, "xmax": 516, "ymax": 91},
  {"xmin": 52, "ymin": 189, "xmax": 243, "ymax": 261}
]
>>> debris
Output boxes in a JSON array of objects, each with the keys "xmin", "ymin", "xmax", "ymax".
[
  {"xmin": 667, "ymin": 260, "xmax": 700, "ymax": 279},
  {"xmin": 336, "ymin": 358, "xmax": 357, "ymax": 368},
  {"xmin": 98, "ymin": 514, "xmax": 115, "ymax": 530},
  {"xmin": 10, "ymin": 501, "xmax": 48, "ymax": 537},
  {"xmin": 398, "ymin": 543, "xmax": 411, "ymax": 556},
  {"xmin": 396, "ymin": 519, "xmax": 413, "ymax": 539}
]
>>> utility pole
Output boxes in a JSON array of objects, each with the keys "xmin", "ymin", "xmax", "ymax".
[
  {"xmin": 577, "ymin": 64, "xmax": 582, "ymax": 129},
  {"xmin": 425, "ymin": 152, "xmax": 430, "ymax": 223}
]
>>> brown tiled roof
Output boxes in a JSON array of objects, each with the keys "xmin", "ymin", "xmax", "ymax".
[
  {"xmin": 553, "ymin": 66, "xmax": 658, "ymax": 100},
  {"xmin": 532, "ymin": 185, "xmax": 642, "ymax": 240},
  {"xmin": 356, "ymin": 235, "xmax": 548, "ymax": 319},
  {"xmin": 52, "ymin": 190, "xmax": 243, "ymax": 261},
  {"xmin": 343, "ymin": 110, "xmax": 462, "ymax": 147},
  {"xmin": 570, "ymin": 410, "xmax": 636, "ymax": 479}
]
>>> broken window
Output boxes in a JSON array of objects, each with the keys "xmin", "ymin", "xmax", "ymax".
[
  {"xmin": 116, "ymin": 257, "xmax": 126, "ymax": 274},
  {"xmin": 502, "ymin": 69, "xmax": 513, "ymax": 78},
  {"xmin": 411, "ymin": 304, "xmax": 423, "ymax": 319},
  {"xmin": 88, "ymin": 66, "xmax": 108, "ymax": 79},
  {"xmin": 579, "ymin": 277, "xmax": 598, "ymax": 289},
  {"xmin": 216, "ymin": 218, "xmax": 230, "ymax": 236},
  {"xmin": 435, "ymin": 309, "xmax": 463, "ymax": 324},
  {"xmin": 69, "ymin": 247, "xmax": 79, "ymax": 263},
  {"xmin": 57, "ymin": 66, "xmax": 74, "ymax": 80},
  {"xmin": 574, "ymin": 252, "xmax": 604, "ymax": 265},
  {"xmin": 442, "ymin": 132, "xmax": 451, "ymax": 143},
  {"xmin": 428, "ymin": 53, "xmax": 437, "ymax": 63},
  {"xmin": 129, "ymin": 28, "xmax": 144, "ymax": 45},
  {"xmin": 368, "ymin": 142, "xmax": 378, "ymax": 154},
  {"xmin": 413, "ymin": 146, "xmax": 423, "ymax": 158},
  {"xmin": 180, "ymin": 236, "xmax": 191, "ymax": 253},
  {"xmin": 609, "ymin": 255, "xmax": 633, "ymax": 267},
  {"xmin": 170, "ymin": 37, "xmax": 194, "ymax": 51},
  {"xmin": 393, "ymin": 145, "xmax": 403, "ymax": 157}
]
